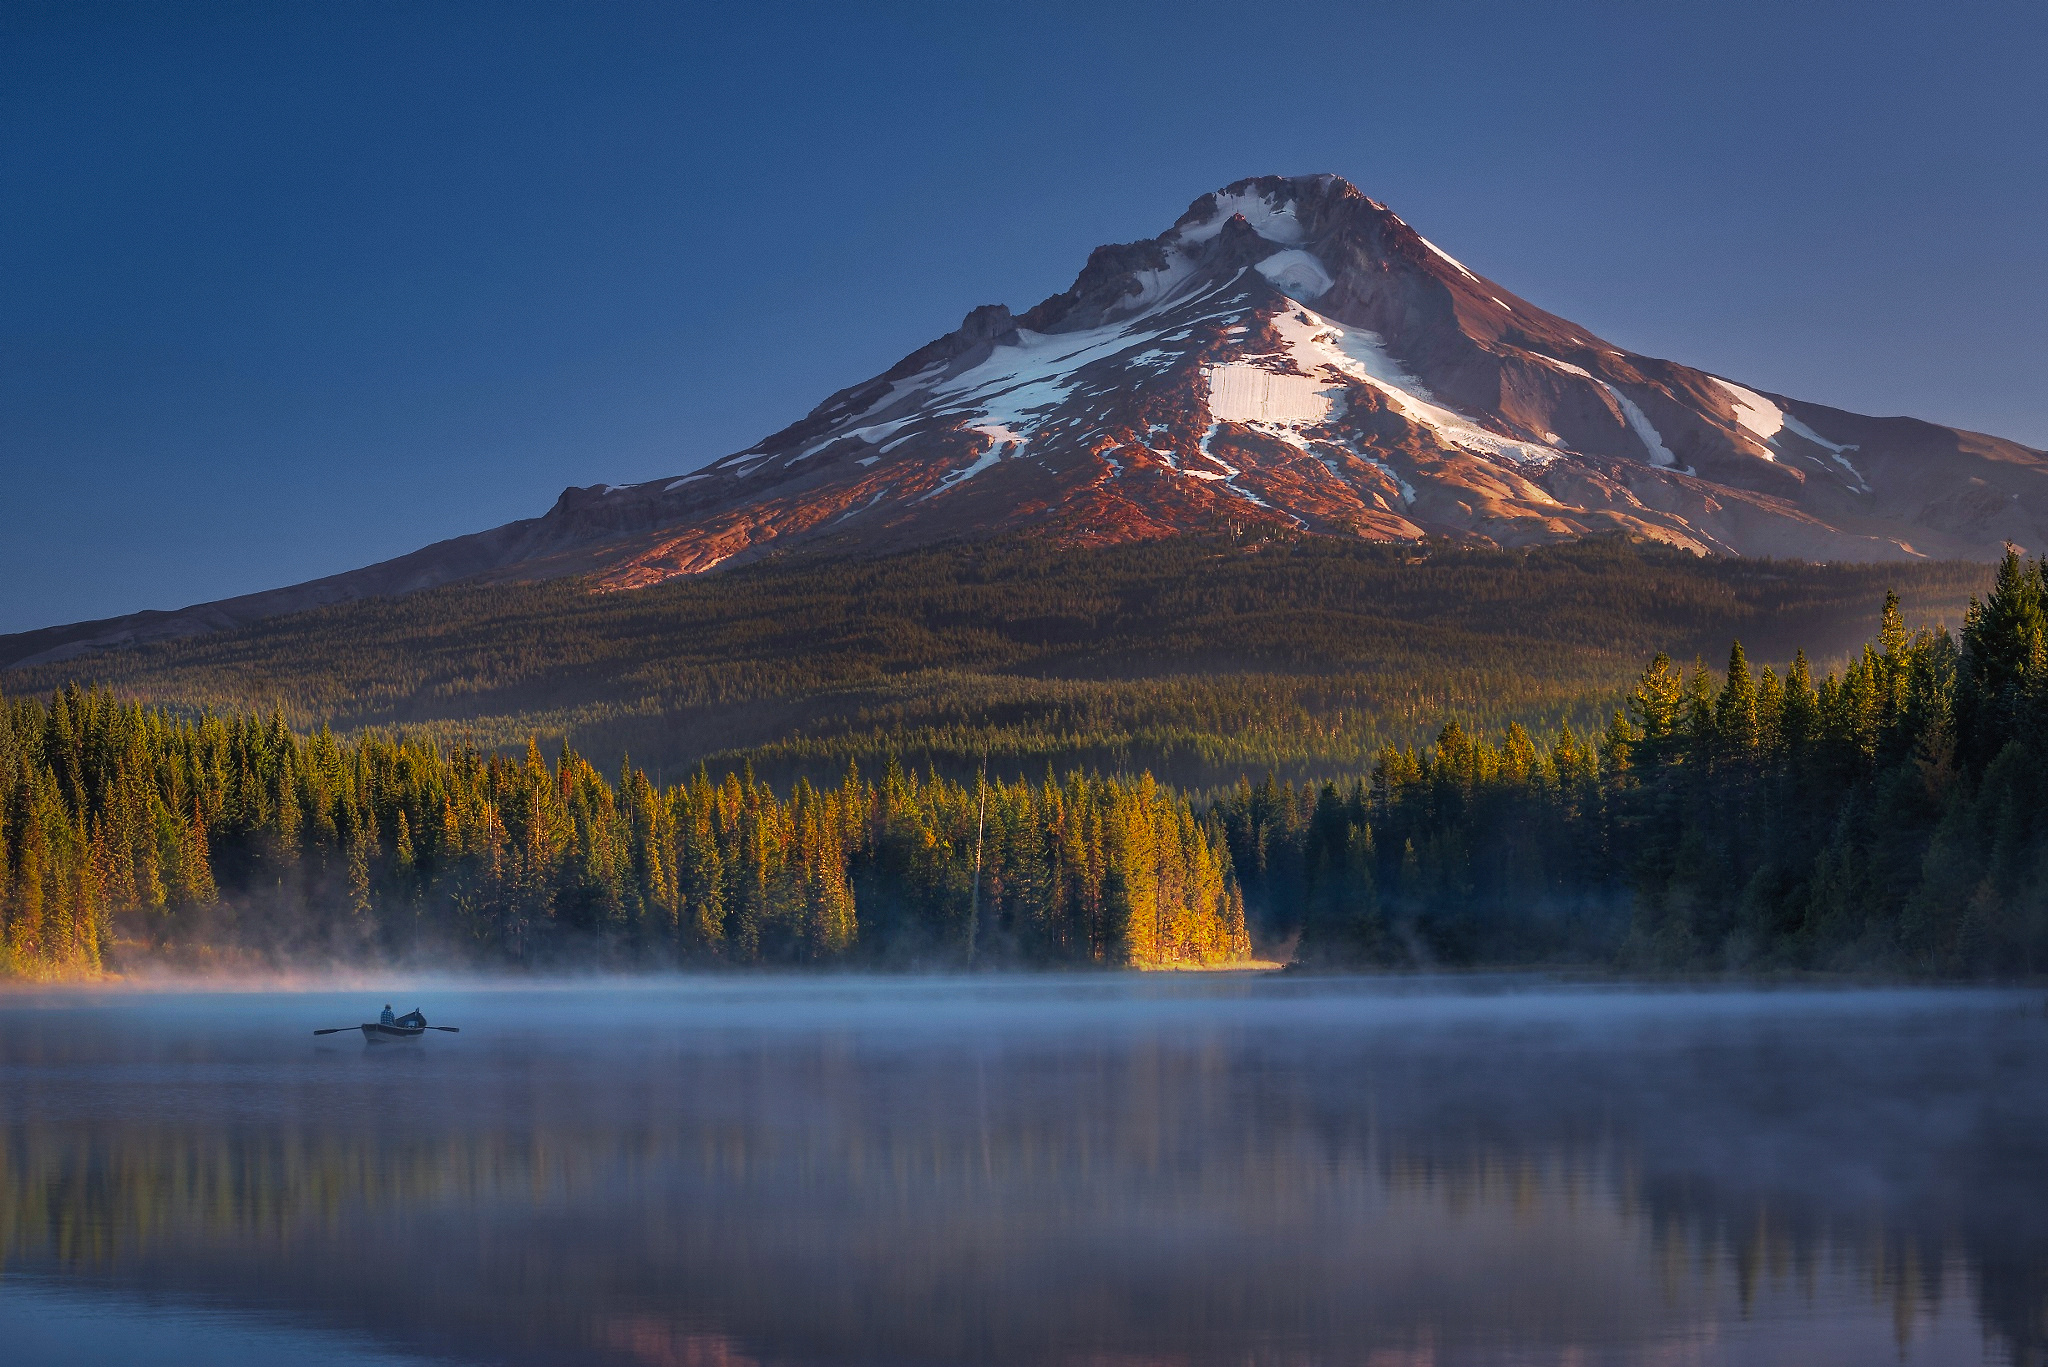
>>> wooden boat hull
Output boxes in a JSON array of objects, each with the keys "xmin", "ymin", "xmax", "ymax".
[{"xmin": 360, "ymin": 1023, "xmax": 425, "ymax": 1042}]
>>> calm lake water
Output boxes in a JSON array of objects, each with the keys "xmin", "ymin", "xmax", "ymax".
[{"xmin": 0, "ymin": 976, "xmax": 2041, "ymax": 1366}]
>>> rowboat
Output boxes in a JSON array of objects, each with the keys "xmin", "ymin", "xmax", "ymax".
[{"xmin": 312, "ymin": 1011, "xmax": 456, "ymax": 1041}]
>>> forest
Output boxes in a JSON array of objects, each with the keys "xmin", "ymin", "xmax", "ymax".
[
  {"xmin": 1, "ymin": 534, "xmax": 1987, "ymax": 789},
  {"xmin": 4, "ymin": 545, "xmax": 2045, "ymax": 980},
  {"xmin": 0, "ymin": 687, "xmax": 1244, "ymax": 977},
  {"xmin": 1222, "ymin": 557, "xmax": 2048, "ymax": 976}
]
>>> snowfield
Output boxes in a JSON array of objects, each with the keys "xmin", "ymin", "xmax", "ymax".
[
  {"xmin": 1177, "ymin": 190, "xmax": 1305, "ymax": 245},
  {"xmin": 1266, "ymin": 303, "xmax": 1563, "ymax": 467},
  {"xmin": 1205, "ymin": 365, "xmax": 1336, "ymax": 425},
  {"xmin": 1254, "ymin": 249, "xmax": 1334, "ymax": 299},
  {"xmin": 1710, "ymin": 376, "xmax": 1786, "ymax": 454}
]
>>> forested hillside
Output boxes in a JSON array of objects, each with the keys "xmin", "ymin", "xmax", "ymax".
[
  {"xmin": 1223, "ymin": 560, "xmax": 2048, "ymax": 976},
  {"xmin": 3, "ymin": 536, "xmax": 1989, "ymax": 790},
  {"xmin": 0, "ymin": 689, "xmax": 1244, "ymax": 978},
  {"xmin": 5, "ymin": 551, "xmax": 2047, "ymax": 981}
]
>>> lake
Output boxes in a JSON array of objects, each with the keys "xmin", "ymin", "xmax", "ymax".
[{"xmin": 0, "ymin": 976, "xmax": 2041, "ymax": 1366}]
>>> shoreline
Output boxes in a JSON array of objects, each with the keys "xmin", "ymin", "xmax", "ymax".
[{"xmin": 5, "ymin": 962, "xmax": 2044, "ymax": 995}]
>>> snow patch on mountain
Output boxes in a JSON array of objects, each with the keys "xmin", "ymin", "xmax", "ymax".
[
  {"xmin": 837, "ymin": 490, "xmax": 887, "ymax": 521},
  {"xmin": 1528, "ymin": 353, "xmax": 1678, "ymax": 470},
  {"xmin": 1533, "ymin": 355, "xmax": 1593, "ymax": 380},
  {"xmin": 1119, "ymin": 250, "xmax": 1200, "ymax": 315},
  {"xmin": 1608, "ymin": 386, "xmax": 1679, "ymax": 469},
  {"xmin": 1710, "ymin": 377, "xmax": 1785, "ymax": 456},
  {"xmin": 1194, "ymin": 421, "xmax": 1284, "ymax": 514},
  {"xmin": 1254, "ymin": 249, "xmax": 1334, "ymax": 299},
  {"xmin": 1712, "ymin": 378, "xmax": 1866, "ymax": 488},
  {"xmin": 1417, "ymin": 236, "xmax": 1481, "ymax": 283},
  {"xmin": 925, "ymin": 322, "xmax": 1159, "ymax": 440},
  {"xmin": 1781, "ymin": 413, "xmax": 1870, "ymax": 492},
  {"xmin": 772, "ymin": 266, "xmax": 1268, "ymax": 470},
  {"xmin": 1205, "ymin": 365, "xmax": 1336, "ymax": 425},
  {"xmin": 919, "ymin": 437, "xmax": 1010, "ymax": 501},
  {"xmin": 797, "ymin": 419, "xmax": 914, "ymax": 461},
  {"xmin": 845, "ymin": 364, "xmax": 946, "ymax": 424},
  {"xmin": 1268, "ymin": 305, "xmax": 1561, "ymax": 467},
  {"xmin": 1178, "ymin": 191, "xmax": 1305, "ymax": 245},
  {"xmin": 1327, "ymin": 431, "xmax": 1418, "ymax": 505},
  {"xmin": 971, "ymin": 423, "xmax": 1025, "ymax": 449}
]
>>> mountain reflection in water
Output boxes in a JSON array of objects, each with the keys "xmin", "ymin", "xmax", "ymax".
[{"xmin": 0, "ymin": 978, "xmax": 2041, "ymax": 1367}]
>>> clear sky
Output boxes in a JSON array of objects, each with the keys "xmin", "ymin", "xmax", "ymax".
[{"xmin": 2, "ymin": 1, "xmax": 2043, "ymax": 634}]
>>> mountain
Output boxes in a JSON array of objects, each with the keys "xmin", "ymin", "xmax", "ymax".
[{"xmin": 7, "ymin": 172, "xmax": 2043, "ymax": 670}]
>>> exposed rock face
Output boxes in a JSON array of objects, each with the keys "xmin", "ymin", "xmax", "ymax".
[{"xmin": 7, "ymin": 173, "xmax": 2045, "ymax": 669}]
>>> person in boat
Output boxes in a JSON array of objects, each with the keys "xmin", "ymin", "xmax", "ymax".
[
  {"xmin": 396, "ymin": 1008, "xmax": 427, "ymax": 1029},
  {"xmin": 380, "ymin": 1004, "xmax": 395, "ymax": 1026}
]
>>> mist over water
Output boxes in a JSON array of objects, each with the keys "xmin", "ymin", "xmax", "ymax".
[{"xmin": 0, "ymin": 977, "xmax": 2041, "ymax": 1366}]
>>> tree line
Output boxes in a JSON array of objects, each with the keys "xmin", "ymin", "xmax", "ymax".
[
  {"xmin": 7, "ymin": 553, "xmax": 2048, "ymax": 979},
  {"xmin": 1220, "ymin": 555, "xmax": 2048, "ymax": 975},
  {"xmin": 4, "ymin": 534, "xmax": 1984, "ymax": 791},
  {"xmin": 0, "ymin": 686, "xmax": 1245, "ymax": 977}
]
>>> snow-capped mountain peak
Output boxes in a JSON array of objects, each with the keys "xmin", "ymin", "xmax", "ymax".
[
  {"xmin": 14, "ymin": 173, "xmax": 2044, "ymax": 667},
  {"xmin": 540, "ymin": 172, "xmax": 2042, "ymax": 586}
]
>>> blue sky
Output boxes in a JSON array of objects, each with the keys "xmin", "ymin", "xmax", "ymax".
[{"xmin": 2, "ymin": 1, "xmax": 2043, "ymax": 633}]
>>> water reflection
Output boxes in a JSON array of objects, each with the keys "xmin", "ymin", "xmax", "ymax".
[{"xmin": 0, "ymin": 979, "xmax": 2041, "ymax": 1366}]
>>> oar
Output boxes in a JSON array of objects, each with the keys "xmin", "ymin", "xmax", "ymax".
[{"xmin": 311, "ymin": 1024, "xmax": 460, "ymax": 1035}]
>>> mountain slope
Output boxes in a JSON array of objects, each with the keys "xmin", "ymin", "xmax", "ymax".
[
  {"xmin": 584, "ymin": 172, "xmax": 2043, "ymax": 580},
  {"xmin": 1, "ymin": 536, "xmax": 1991, "ymax": 790},
  {"xmin": 7, "ymin": 172, "xmax": 2043, "ymax": 669}
]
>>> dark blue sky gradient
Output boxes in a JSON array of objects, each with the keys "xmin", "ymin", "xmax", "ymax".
[{"xmin": 3, "ymin": 1, "xmax": 2043, "ymax": 632}]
